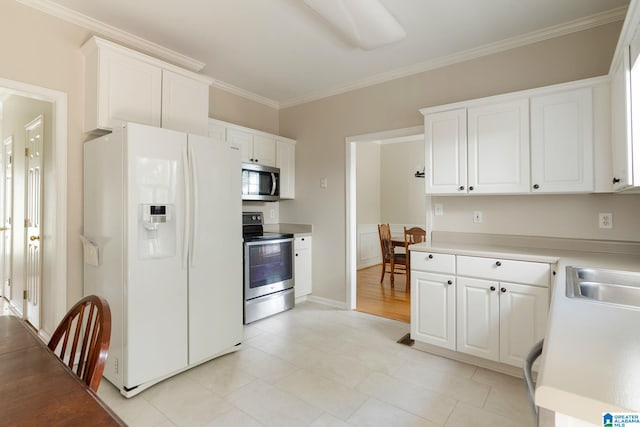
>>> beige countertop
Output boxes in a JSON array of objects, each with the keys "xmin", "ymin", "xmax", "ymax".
[
  {"xmin": 410, "ymin": 239, "xmax": 640, "ymax": 424},
  {"xmin": 263, "ymin": 223, "xmax": 312, "ymax": 236}
]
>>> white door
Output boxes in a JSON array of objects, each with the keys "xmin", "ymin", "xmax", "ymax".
[
  {"xmin": 468, "ymin": 99, "xmax": 530, "ymax": 193},
  {"xmin": 187, "ymin": 135, "xmax": 243, "ymax": 364},
  {"xmin": 530, "ymin": 88, "xmax": 593, "ymax": 193},
  {"xmin": 499, "ymin": 282, "xmax": 549, "ymax": 367},
  {"xmin": 456, "ymin": 277, "xmax": 500, "ymax": 361},
  {"xmin": 411, "ymin": 271, "xmax": 456, "ymax": 350},
  {"xmin": 294, "ymin": 236, "xmax": 312, "ymax": 298},
  {"xmin": 125, "ymin": 124, "xmax": 188, "ymax": 388},
  {"xmin": 1, "ymin": 136, "xmax": 13, "ymax": 300},
  {"xmin": 24, "ymin": 116, "xmax": 43, "ymax": 329},
  {"xmin": 424, "ymin": 108, "xmax": 467, "ymax": 194}
]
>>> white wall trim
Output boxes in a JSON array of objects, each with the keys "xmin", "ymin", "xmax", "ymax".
[
  {"xmin": 280, "ymin": 7, "xmax": 626, "ymax": 109},
  {"xmin": 0, "ymin": 77, "xmax": 68, "ymax": 335},
  {"xmin": 210, "ymin": 80, "xmax": 281, "ymax": 110},
  {"xmin": 306, "ymin": 295, "xmax": 348, "ymax": 310},
  {"xmin": 16, "ymin": 0, "xmax": 206, "ymax": 72}
]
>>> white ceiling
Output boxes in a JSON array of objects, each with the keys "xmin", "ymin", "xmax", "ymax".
[{"xmin": 27, "ymin": 0, "xmax": 630, "ymax": 108}]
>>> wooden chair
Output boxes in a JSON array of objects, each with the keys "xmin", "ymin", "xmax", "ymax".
[
  {"xmin": 378, "ymin": 224, "xmax": 406, "ymax": 287},
  {"xmin": 48, "ymin": 295, "xmax": 111, "ymax": 392},
  {"xmin": 404, "ymin": 226, "xmax": 426, "ymax": 291}
]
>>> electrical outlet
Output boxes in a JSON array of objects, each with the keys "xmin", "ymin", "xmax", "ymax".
[
  {"xmin": 320, "ymin": 177, "xmax": 328, "ymax": 189},
  {"xmin": 473, "ymin": 211, "xmax": 483, "ymax": 224},
  {"xmin": 599, "ymin": 212, "xmax": 613, "ymax": 229},
  {"xmin": 434, "ymin": 203, "xmax": 443, "ymax": 216},
  {"xmin": 269, "ymin": 208, "xmax": 276, "ymax": 219}
]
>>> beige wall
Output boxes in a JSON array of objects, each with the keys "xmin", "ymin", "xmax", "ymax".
[
  {"xmin": 356, "ymin": 142, "xmax": 380, "ymax": 224},
  {"xmin": 279, "ymin": 22, "xmax": 627, "ymax": 303},
  {"xmin": 209, "ymin": 87, "xmax": 279, "ymax": 135},
  {"xmin": 0, "ymin": 1, "xmax": 279, "ymax": 322},
  {"xmin": 380, "ymin": 140, "xmax": 425, "ymax": 225}
]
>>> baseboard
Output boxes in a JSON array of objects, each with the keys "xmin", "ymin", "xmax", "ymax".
[
  {"xmin": 412, "ymin": 340, "xmax": 537, "ymax": 380},
  {"xmin": 305, "ymin": 295, "xmax": 348, "ymax": 309}
]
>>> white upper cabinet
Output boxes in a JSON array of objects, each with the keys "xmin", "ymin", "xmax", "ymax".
[
  {"xmin": 424, "ymin": 109, "xmax": 467, "ymax": 194},
  {"xmin": 277, "ymin": 140, "xmax": 296, "ymax": 199},
  {"xmin": 421, "ymin": 77, "xmax": 607, "ymax": 195},
  {"xmin": 611, "ymin": 48, "xmax": 633, "ymax": 191},
  {"xmin": 82, "ymin": 36, "xmax": 211, "ymax": 135},
  {"xmin": 468, "ymin": 99, "xmax": 530, "ymax": 194},
  {"xmin": 252, "ymin": 135, "xmax": 277, "ymax": 167},
  {"xmin": 229, "ymin": 129, "xmax": 277, "ymax": 167},
  {"xmin": 84, "ymin": 43, "xmax": 162, "ymax": 131},
  {"xmin": 161, "ymin": 69, "xmax": 209, "ymax": 136},
  {"xmin": 530, "ymin": 88, "xmax": 594, "ymax": 193}
]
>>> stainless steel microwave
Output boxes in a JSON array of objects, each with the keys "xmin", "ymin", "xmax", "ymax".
[{"xmin": 241, "ymin": 163, "xmax": 280, "ymax": 201}]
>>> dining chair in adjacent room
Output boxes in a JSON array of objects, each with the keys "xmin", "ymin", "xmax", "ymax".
[
  {"xmin": 378, "ymin": 223, "xmax": 407, "ymax": 287},
  {"xmin": 404, "ymin": 226, "xmax": 426, "ymax": 291},
  {"xmin": 48, "ymin": 295, "xmax": 112, "ymax": 392}
]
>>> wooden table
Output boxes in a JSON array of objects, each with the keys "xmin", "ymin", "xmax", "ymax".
[{"xmin": 0, "ymin": 315, "xmax": 126, "ymax": 426}]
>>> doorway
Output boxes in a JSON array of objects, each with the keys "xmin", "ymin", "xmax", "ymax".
[
  {"xmin": 0, "ymin": 77, "xmax": 68, "ymax": 336},
  {"xmin": 345, "ymin": 126, "xmax": 427, "ymax": 322}
]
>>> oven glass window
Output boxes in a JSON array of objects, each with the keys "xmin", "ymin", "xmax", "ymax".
[{"xmin": 248, "ymin": 241, "xmax": 293, "ymax": 288}]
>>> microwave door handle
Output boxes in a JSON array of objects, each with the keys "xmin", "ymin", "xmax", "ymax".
[{"xmin": 271, "ymin": 172, "xmax": 277, "ymax": 196}]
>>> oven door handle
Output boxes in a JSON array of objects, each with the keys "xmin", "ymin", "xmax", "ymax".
[{"xmin": 245, "ymin": 238, "xmax": 293, "ymax": 247}]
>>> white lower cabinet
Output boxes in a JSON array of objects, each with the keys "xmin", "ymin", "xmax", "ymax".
[
  {"xmin": 456, "ymin": 277, "xmax": 548, "ymax": 367},
  {"xmin": 294, "ymin": 236, "xmax": 312, "ymax": 298},
  {"xmin": 411, "ymin": 271, "xmax": 456, "ymax": 350},
  {"xmin": 412, "ymin": 252, "xmax": 551, "ymax": 368}
]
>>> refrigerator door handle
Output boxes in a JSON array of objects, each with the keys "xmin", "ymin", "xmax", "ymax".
[
  {"xmin": 181, "ymin": 145, "xmax": 190, "ymax": 270},
  {"xmin": 189, "ymin": 144, "xmax": 198, "ymax": 267}
]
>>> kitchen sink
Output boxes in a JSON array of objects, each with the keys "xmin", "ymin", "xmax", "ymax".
[{"xmin": 566, "ymin": 266, "xmax": 640, "ymax": 309}]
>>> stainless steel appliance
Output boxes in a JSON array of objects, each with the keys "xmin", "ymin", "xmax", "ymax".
[
  {"xmin": 241, "ymin": 163, "xmax": 280, "ymax": 201},
  {"xmin": 242, "ymin": 212, "xmax": 294, "ymax": 323}
]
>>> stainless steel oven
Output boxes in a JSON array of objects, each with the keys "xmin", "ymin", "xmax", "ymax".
[{"xmin": 242, "ymin": 212, "xmax": 294, "ymax": 324}]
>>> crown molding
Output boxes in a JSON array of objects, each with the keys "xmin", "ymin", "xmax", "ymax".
[
  {"xmin": 279, "ymin": 6, "xmax": 628, "ymax": 108},
  {"xmin": 16, "ymin": 0, "xmax": 206, "ymax": 72},
  {"xmin": 210, "ymin": 80, "xmax": 280, "ymax": 110}
]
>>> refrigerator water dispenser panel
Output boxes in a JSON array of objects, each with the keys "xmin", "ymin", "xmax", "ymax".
[{"xmin": 138, "ymin": 204, "xmax": 176, "ymax": 259}]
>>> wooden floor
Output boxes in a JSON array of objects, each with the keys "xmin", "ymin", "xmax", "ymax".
[{"xmin": 356, "ymin": 264, "xmax": 410, "ymax": 323}]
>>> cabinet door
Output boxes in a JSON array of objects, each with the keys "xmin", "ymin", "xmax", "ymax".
[
  {"xmin": 252, "ymin": 135, "xmax": 277, "ymax": 167},
  {"xmin": 499, "ymin": 283, "xmax": 548, "ymax": 367},
  {"xmin": 161, "ymin": 70, "xmax": 209, "ymax": 136},
  {"xmin": 208, "ymin": 121, "xmax": 227, "ymax": 143},
  {"xmin": 294, "ymin": 237, "xmax": 312, "ymax": 298},
  {"xmin": 530, "ymin": 88, "xmax": 593, "ymax": 193},
  {"xmin": 277, "ymin": 140, "xmax": 296, "ymax": 199},
  {"xmin": 227, "ymin": 129, "xmax": 253, "ymax": 163},
  {"xmin": 424, "ymin": 109, "xmax": 467, "ymax": 194},
  {"xmin": 411, "ymin": 271, "xmax": 456, "ymax": 350},
  {"xmin": 456, "ymin": 277, "xmax": 500, "ymax": 361},
  {"xmin": 468, "ymin": 99, "xmax": 530, "ymax": 193},
  {"xmin": 611, "ymin": 48, "xmax": 633, "ymax": 191},
  {"xmin": 98, "ymin": 49, "xmax": 162, "ymax": 130}
]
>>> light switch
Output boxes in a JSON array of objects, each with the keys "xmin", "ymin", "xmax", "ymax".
[
  {"xmin": 434, "ymin": 204, "xmax": 443, "ymax": 216},
  {"xmin": 320, "ymin": 177, "xmax": 328, "ymax": 189},
  {"xmin": 473, "ymin": 211, "xmax": 483, "ymax": 223}
]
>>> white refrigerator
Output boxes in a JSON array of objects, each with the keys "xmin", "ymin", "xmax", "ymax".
[{"xmin": 83, "ymin": 122, "xmax": 242, "ymax": 397}]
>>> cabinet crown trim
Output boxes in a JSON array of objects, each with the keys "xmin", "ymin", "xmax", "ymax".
[
  {"xmin": 82, "ymin": 36, "xmax": 213, "ymax": 85},
  {"xmin": 419, "ymin": 75, "xmax": 609, "ymax": 116},
  {"xmin": 209, "ymin": 118, "xmax": 296, "ymax": 144}
]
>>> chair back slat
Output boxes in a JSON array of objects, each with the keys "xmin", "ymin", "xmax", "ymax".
[{"xmin": 48, "ymin": 295, "xmax": 111, "ymax": 392}]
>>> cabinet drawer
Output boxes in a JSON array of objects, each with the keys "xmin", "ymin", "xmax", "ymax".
[
  {"xmin": 457, "ymin": 256, "xmax": 550, "ymax": 287},
  {"xmin": 410, "ymin": 252, "xmax": 455, "ymax": 274},
  {"xmin": 295, "ymin": 236, "xmax": 311, "ymax": 250}
]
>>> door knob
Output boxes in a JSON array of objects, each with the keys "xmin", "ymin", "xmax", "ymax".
[
  {"xmin": 490, "ymin": 286, "xmax": 496, "ymax": 291},
  {"xmin": 0, "ymin": 227, "xmax": 7, "ymax": 231},
  {"xmin": 30, "ymin": 236, "xmax": 40, "ymax": 241}
]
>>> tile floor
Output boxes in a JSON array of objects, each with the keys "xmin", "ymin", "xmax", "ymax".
[{"xmin": 93, "ymin": 302, "xmax": 535, "ymax": 427}]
